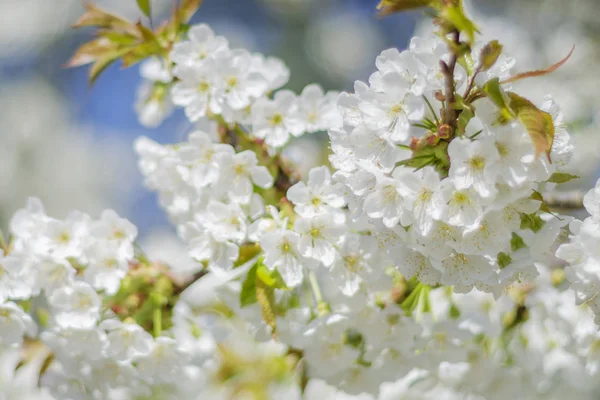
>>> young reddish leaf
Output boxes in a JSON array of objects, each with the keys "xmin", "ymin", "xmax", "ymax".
[
  {"xmin": 136, "ymin": 0, "xmax": 152, "ymax": 19},
  {"xmin": 501, "ymin": 46, "xmax": 575, "ymax": 84},
  {"xmin": 507, "ymin": 92, "xmax": 555, "ymax": 163},
  {"xmin": 74, "ymin": 3, "xmax": 140, "ymax": 37},
  {"xmin": 65, "ymin": 37, "xmax": 115, "ymax": 68}
]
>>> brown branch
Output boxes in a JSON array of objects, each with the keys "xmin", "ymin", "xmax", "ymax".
[
  {"xmin": 544, "ymin": 191, "xmax": 585, "ymax": 210},
  {"xmin": 441, "ymin": 30, "xmax": 460, "ymax": 131}
]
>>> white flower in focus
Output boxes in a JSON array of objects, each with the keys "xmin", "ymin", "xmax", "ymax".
[
  {"xmin": 252, "ymin": 90, "xmax": 304, "ymax": 148},
  {"xmin": 359, "ymin": 72, "xmax": 424, "ymax": 143},
  {"xmin": 295, "ymin": 214, "xmax": 345, "ymax": 267},
  {"xmin": 250, "ymin": 54, "xmax": 290, "ymax": 92},
  {"xmin": 178, "ymin": 131, "xmax": 234, "ymax": 188},
  {"xmin": 213, "ymin": 50, "xmax": 269, "ymax": 110},
  {"xmin": 296, "ymin": 84, "xmax": 342, "ymax": 133},
  {"xmin": 216, "ymin": 150, "xmax": 273, "ymax": 204},
  {"xmin": 434, "ymin": 180, "xmax": 483, "ymax": 228},
  {"xmin": 170, "ymin": 24, "xmax": 229, "ymax": 66},
  {"xmin": 287, "ymin": 166, "xmax": 345, "ymax": 218},
  {"xmin": 44, "ymin": 211, "xmax": 90, "ymax": 259},
  {"xmin": 171, "ymin": 61, "xmax": 221, "ymax": 122},
  {"xmin": 448, "ymin": 137, "xmax": 500, "ymax": 198},
  {"xmin": 203, "ymin": 201, "xmax": 248, "ymax": 244}
]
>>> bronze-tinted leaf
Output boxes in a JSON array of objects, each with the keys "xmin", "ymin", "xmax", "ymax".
[
  {"xmin": 65, "ymin": 37, "xmax": 115, "ymax": 68},
  {"xmin": 89, "ymin": 48, "xmax": 129, "ymax": 85},
  {"xmin": 501, "ymin": 46, "xmax": 575, "ymax": 84},
  {"xmin": 74, "ymin": 3, "xmax": 140, "ymax": 37},
  {"xmin": 507, "ymin": 92, "xmax": 555, "ymax": 162}
]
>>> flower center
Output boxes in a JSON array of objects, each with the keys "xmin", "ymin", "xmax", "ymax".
[
  {"xmin": 468, "ymin": 156, "xmax": 485, "ymax": 171},
  {"xmin": 197, "ymin": 81, "xmax": 210, "ymax": 93},
  {"xmin": 269, "ymin": 113, "xmax": 284, "ymax": 126}
]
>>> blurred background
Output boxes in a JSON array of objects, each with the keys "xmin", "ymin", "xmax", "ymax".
[{"xmin": 0, "ymin": 0, "xmax": 598, "ymax": 244}]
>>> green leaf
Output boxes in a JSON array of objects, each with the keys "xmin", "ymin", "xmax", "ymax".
[
  {"xmin": 510, "ymin": 233, "xmax": 527, "ymax": 252},
  {"xmin": 73, "ymin": 4, "xmax": 140, "ymax": 37},
  {"xmin": 501, "ymin": 46, "xmax": 574, "ymax": 84},
  {"xmin": 482, "ymin": 78, "xmax": 510, "ymax": 111},
  {"xmin": 256, "ymin": 277, "xmax": 277, "ymax": 333},
  {"xmin": 240, "ymin": 263, "xmax": 259, "ymax": 307},
  {"xmin": 480, "ymin": 40, "xmax": 502, "ymax": 71},
  {"xmin": 449, "ymin": 303, "xmax": 461, "ymax": 319},
  {"xmin": 137, "ymin": 0, "xmax": 152, "ymax": 18},
  {"xmin": 256, "ymin": 264, "xmax": 288, "ymax": 289},
  {"xmin": 89, "ymin": 50, "xmax": 127, "ymax": 86},
  {"xmin": 547, "ymin": 172, "xmax": 579, "ymax": 184},
  {"xmin": 497, "ymin": 252, "xmax": 512, "ymax": 269},
  {"xmin": 519, "ymin": 213, "xmax": 546, "ymax": 233},
  {"xmin": 136, "ymin": 21, "xmax": 157, "ymax": 42},
  {"xmin": 121, "ymin": 41, "xmax": 162, "ymax": 67},
  {"xmin": 454, "ymin": 94, "xmax": 475, "ymax": 134},
  {"xmin": 529, "ymin": 190, "xmax": 551, "ymax": 213},
  {"xmin": 510, "ymin": 232, "xmax": 527, "ymax": 251},
  {"xmin": 442, "ymin": 3, "xmax": 478, "ymax": 45},
  {"xmin": 507, "ymin": 92, "xmax": 555, "ymax": 162}
]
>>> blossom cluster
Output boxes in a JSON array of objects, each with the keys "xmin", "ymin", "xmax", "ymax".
[
  {"xmin": 328, "ymin": 37, "xmax": 574, "ymax": 296},
  {"xmin": 137, "ymin": 24, "xmax": 341, "ymax": 148}
]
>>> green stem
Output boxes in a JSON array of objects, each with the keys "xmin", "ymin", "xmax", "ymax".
[
  {"xmin": 153, "ymin": 308, "xmax": 162, "ymax": 337},
  {"xmin": 308, "ymin": 271, "xmax": 324, "ymax": 304}
]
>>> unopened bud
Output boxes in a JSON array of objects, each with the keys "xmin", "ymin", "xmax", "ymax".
[
  {"xmin": 425, "ymin": 132, "xmax": 439, "ymax": 146},
  {"xmin": 437, "ymin": 124, "xmax": 452, "ymax": 139},
  {"xmin": 435, "ymin": 91, "xmax": 446, "ymax": 102},
  {"xmin": 480, "ymin": 40, "xmax": 503, "ymax": 71},
  {"xmin": 409, "ymin": 137, "xmax": 420, "ymax": 151}
]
